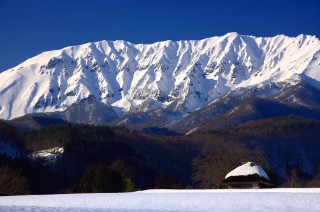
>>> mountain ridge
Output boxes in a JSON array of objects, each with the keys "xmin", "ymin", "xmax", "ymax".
[{"xmin": 0, "ymin": 33, "xmax": 319, "ymax": 124}]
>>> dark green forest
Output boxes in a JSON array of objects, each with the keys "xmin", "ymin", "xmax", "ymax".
[{"xmin": 1, "ymin": 116, "xmax": 320, "ymax": 195}]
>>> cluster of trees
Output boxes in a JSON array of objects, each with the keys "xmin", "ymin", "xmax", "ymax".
[
  {"xmin": 192, "ymin": 137, "xmax": 269, "ymax": 188},
  {"xmin": 141, "ymin": 127, "xmax": 182, "ymax": 136},
  {"xmin": 0, "ymin": 161, "xmax": 30, "ymax": 195},
  {"xmin": 155, "ymin": 172, "xmax": 186, "ymax": 189},
  {"xmin": 71, "ymin": 163, "xmax": 134, "ymax": 193}
]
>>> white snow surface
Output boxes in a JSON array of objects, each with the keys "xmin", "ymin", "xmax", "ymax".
[
  {"xmin": 28, "ymin": 147, "xmax": 64, "ymax": 168},
  {"xmin": 225, "ymin": 162, "xmax": 270, "ymax": 180},
  {"xmin": 0, "ymin": 33, "xmax": 320, "ymax": 120},
  {"xmin": 1, "ymin": 189, "xmax": 320, "ymax": 211}
]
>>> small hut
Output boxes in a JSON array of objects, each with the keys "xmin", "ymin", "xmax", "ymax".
[{"xmin": 221, "ymin": 162, "xmax": 272, "ymax": 189}]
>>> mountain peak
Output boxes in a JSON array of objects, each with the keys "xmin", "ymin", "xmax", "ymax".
[{"xmin": 225, "ymin": 32, "xmax": 240, "ymax": 37}]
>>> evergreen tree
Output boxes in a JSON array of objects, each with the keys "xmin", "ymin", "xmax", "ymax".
[
  {"xmin": 155, "ymin": 172, "xmax": 174, "ymax": 189},
  {"xmin": 77, "ymin": 163, "xmax": 134, "ymax": 193}
]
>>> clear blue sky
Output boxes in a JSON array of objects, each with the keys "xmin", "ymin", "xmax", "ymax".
[{"xmin": 0, "ymin": 0, "xmax": 319, "ymax": 72}]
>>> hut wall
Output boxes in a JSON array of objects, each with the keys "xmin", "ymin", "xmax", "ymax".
[{"xmin": 227, "ymin": 183, "xmax": 260, "ymax": 189}]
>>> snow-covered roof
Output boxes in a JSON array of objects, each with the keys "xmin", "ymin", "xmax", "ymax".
[{"xmin": 225, "ymin": 162, "xmax": 270, "ymax": 180}]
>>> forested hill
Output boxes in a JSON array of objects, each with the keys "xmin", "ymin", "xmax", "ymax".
[{"xmin": 1, "ymin": 116, "xmax": 320, "ymax": 195}]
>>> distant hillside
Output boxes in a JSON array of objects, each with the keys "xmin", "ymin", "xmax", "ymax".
[{"xmin": 1, "ymin": 116, "xmax": 320, "ymax": 195}]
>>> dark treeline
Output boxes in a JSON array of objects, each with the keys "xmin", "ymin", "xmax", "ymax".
[{"xmin": 1, "ymin": 115, "xmax": 320, "ymax": 195}]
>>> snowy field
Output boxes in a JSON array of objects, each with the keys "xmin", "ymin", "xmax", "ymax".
[{"xmin": 1, "ymin": 188, "xmax": 320, "ymax": 211}]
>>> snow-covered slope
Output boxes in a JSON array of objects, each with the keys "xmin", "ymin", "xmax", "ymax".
[
  {"xmin": 1, "ymin": 189, "xmax": 320, "ymax": 211},
  {"xmin": 29, "ymin": 147, "xmax": 64, "ymax": 165},
  {"xmin": 0, "ymin": 33, "xmax": 319, "ymax": 120},
  {"xmin": 171, "ymin": 82, "xmax": 320, "ymax": 133}
]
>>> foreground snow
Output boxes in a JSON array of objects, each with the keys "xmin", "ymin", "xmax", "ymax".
[{"xmin": 1, "ymin": 189, "xmax": 320, "ymax": 211}]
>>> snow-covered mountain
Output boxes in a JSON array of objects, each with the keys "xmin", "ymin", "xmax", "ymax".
[{"xmin": 0, "ymin": 32, "xmax": 320, "ymax": 121}]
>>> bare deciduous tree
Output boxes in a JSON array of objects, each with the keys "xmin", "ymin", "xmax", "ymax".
[{"xmin": 0, "ymin": 165, "xmax": 30, "ymax": 195}]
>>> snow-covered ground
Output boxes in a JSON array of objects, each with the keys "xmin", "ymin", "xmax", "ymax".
[
  {"xmin": 29, "ymin": 147, "xmax": 64, "ymax": 163},
  {"xmin": 1, "ymin": 189, "xmax": 320, "ymax": 211}
]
